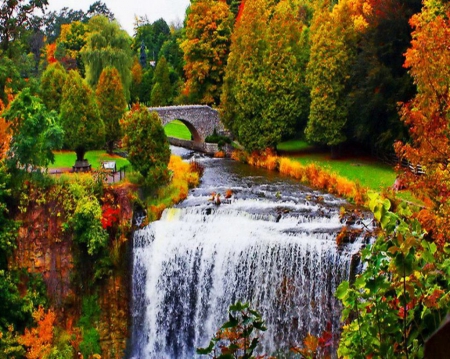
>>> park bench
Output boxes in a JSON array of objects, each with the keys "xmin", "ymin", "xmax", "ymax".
[{"xmin": 102, "ymin": 161, "xmax": 116, "ymax": 172}]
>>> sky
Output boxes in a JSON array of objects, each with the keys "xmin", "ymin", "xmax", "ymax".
[{"xmin": 45, "ymin": 0, "xmax": 191, "ymax": 35}]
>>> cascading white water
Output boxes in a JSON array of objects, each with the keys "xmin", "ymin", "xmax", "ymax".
[{"xmin": 130, "ymin": 150, "xmax": 368, "ymax": 358}]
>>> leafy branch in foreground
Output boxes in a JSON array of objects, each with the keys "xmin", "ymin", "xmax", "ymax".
[
  {"xmin": 336, "ymin": 193, "xmax": 450, "ymax": 358},
  {"xmin": 197, "ymin": 301, "xmax": 268, "ymax": 359}
]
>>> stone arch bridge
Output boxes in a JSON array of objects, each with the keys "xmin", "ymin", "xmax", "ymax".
[{"xmin": 148, "ymin": 105, "xmax": 224, "ymax": 143}]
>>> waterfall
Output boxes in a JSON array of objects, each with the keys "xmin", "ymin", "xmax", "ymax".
[{"xmin": 131, "ymin": 192, "xmax": 367, "ymax": 358}]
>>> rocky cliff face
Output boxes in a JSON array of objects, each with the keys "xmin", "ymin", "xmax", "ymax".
[{"xmin": 11, "ymin": 179, "xmax": 135, "ymax": 358}]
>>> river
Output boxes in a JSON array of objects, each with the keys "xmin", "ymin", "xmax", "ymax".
[{"xmin": 130, "ymin": 146, "xmax": 370, "ymax": 358}]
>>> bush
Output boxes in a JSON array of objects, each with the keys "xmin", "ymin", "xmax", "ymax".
[{"xmin": 205, "ymin": 129, "xmax": 231, "ymax": 149}]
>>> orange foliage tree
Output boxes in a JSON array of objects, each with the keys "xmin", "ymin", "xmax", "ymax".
[
  {"xmin": 0, "ymin": 99, "xmax": 10, "ymax": 159},
  {"xmin": 181, "ymin": 0, "xmax": 234, "ymax": 105},
  {"xmin": 394, "ymin": 0, "xmax": 450, "ymax": 245},
  {"xmin": 18, "ymin": 306, "xmax": 55, "ymax": 359}
]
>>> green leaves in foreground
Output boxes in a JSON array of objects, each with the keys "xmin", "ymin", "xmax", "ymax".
[
  {"xmin": 337, "ymin": 194, "xmax": 450, "ymax": 358},
  {"xmin": 196, "ymin": 301, "xmax": 267, "ymax": 359}
]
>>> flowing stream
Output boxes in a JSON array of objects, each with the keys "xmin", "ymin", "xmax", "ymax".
[{"xmin": 130, "ymin": 147, "xmax": 370, "ymax": 358}]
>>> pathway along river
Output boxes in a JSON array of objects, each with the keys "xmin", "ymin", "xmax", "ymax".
[{"xmin": 130, "ymin": 146, "xmax": 371, "ymax": 358}]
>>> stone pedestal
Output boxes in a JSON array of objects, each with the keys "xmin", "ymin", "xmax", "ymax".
[{"xmin": 72, "ymin": 160, "xmax": 92, "ymax": 172}]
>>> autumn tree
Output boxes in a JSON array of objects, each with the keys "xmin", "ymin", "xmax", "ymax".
[
  {"xmin": 394, "ymin": 0, "xmax": 450, "ymax": 244},
  {"xmin": 130, "ymin": 58, "xmax": 143, "ymax": 104},
  {"xmin": 120, "ymin": 104, "xmax": 170, "ymax": 189},
  {"xmin": 221, "ymin": 0, "xmax": 311, "ymax": 150},
  {"xmin": 81, "ymin": 15, "xmax": 133, "ymax": 100},
  {"xmin": 0, "ymin": 100, "xmax": 10, "ymax": 160},
  {"xmin": 55, "ymin": 21, "xmax": 88, "ymax": 72},
  {"xmin": 18, "ymin": 306, "xmax": 55, "ymax": 359},
  {"xmin": 39, "ymin": 62, "xmax": 67, "ymax": 112},
  {"xmin": 95, "ymin": 66, "xmax": 127, "ymax": 153},
  {"xmin": 60, "ymin": 70, "xmax": 105, "ymax": 164},
  {"xmin": 181, "ymin": 0, "xmax": 234, "ymax": 105},
  {"xmin": 2, "ymin": 88, "xmax": 64, "ymax": 170},
  {"xmin": 220, "ymin": 0, "xmax": 270, "ymax": 147},
  {"xmin": 151, "ymin": 56, "xmax": 171, "ymax": 106},
  {"xmin": 305, "ymin": 0, "xmax": 357, "ymax": 154},
  {"xmin": 39, "ymin": 6, "xmax": 85, "ymax": 42}
]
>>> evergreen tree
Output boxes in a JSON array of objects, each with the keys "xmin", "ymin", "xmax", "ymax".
[
  {"xmin": 130, "ymin": 58, "xmax": 143, "ymax": 104},
  {"xmin": 39, "ymin": 62, "xmax": 67, "ymax": 112},
  {"xmin": 139, "ymin": 66, "xmax": 154, "ymax": 106},
  {"xmin": 95, "ymin": 67, "xmax": 127, "ymax": 153},
  {"xmin": 305, "ymin": 0, "xmax": 356, "ymax": 154},
  {"xmin": 139, "ymin": 41, "xmax": 147, "ymax": 68},
  {"xmin": 221, "ymin": 0, "xmax": 311, "ymax": 150},
  {"xmin": 151, "ymin": 56, "xmax": 171, "ymax": 106},
  {"xmin": 346, "ymin": 0, "xmax": 421, "ymax": 151},
  {"xmin": 60, "ymin": 70, "xmax": 105, "ymax": 163}
]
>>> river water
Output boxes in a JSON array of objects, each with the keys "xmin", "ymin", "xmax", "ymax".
[{"xmin": 130, "ymin": 147, "xmax": 370, "ymax": 358}]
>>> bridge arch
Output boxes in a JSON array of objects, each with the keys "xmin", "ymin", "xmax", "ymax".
[{"xmin": 148, "ymin": 105, "xmax": 223, "ymax": 143}]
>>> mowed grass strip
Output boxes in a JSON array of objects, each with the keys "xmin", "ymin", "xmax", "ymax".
[
  {"xmin": 50, "ymin": 150, "xmax": 130, "ymax": 170},
  {"xmin": 164, "ymin": 120, "xmax": 191, "ymax": 140},
  {"xmin": 277, "ymin": 139, "xmax": 397, "ymax": 191}
]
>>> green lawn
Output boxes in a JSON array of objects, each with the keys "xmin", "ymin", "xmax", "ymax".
[
  {"xmin": 164, "ymin": 120, "xmax": 192, "ymax": 140},
  {"xmin": 290, "ymin": 154, "xmax": 396, "ymax": 191},
  {"xmin": 49, "ymin": 150, "xmax": 130, "ymax": 170},
  {"xmin": 276, "ymin": 139, "xmax": 314, "ymax": 152},
  {"xmin": 277, "ymin": 139, "xmax": 397, "ymax": 191}
]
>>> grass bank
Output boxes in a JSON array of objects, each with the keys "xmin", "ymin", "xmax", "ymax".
[
  {"xmin": 50, "ymin": 150, "xmax": 130, "ymax": 170},
  {"xmin": 164, "ymin": 120, "xmax": 191, "ymax": 140},
  {"xmin": 277, "ymin": 140, "xmax": 396, "ymax": 192}
]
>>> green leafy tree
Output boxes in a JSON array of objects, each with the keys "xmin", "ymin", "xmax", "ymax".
[
  {"xmin": 0, "ymin": 0, "xmax": 48, "ymax": 54},
  {"xmin": 60, "ymin": 70, "xmax": 105, "ymax": 163},
  {"xmin": 120, "ymin": 104, "xmax": 170, "ymax": 189},
  {"xmin": 0, "ymin": 162, "xmax": 18, "ymax": 270},
  {"xmin": 0, "ymin": 52, "xmax": 21, "ymax": 105},
  {"xmin": 73, "ymin": 196, "xmax": 108, "ymax": 256},
  {"xmin": 226, "ymin": 0, "xmax": 242, "ymax": 17},
  {"xmin": 305, "ymin": 0, "xmax": 356, "ymax": 154},
  {"xmin": 346, "ymin": 0, "xmax": 421, "ymax": 151},
  {"xmin": 3, "ymin": 88, "xmax": 64, "ymax": 170},
  {"xmin": 159, "ymin": 27, "xmax": 184, "ymax": 77},
  {"xmin": 151, "ymin": 56, "xmax": 171, "ymax": 106},
  {"xmin": 181, "ymin": 0, "xmax": 234, "ymax": 105},
  {"xmin": 39, "ymin": 62, "xmax": 67, "ymax": 112},
  {"xmin": 78, "ymin": 295, "xmax": 101, "ymax": 358},
  {"xmin": 81, "ymin": 15, "xmax": 133, "ymax": 100},
  {"xmin": 85, "ymin": 1, "xmax": 115, "ymax": 21},
  {"xmin": 132, "ymin": 17, "xmax": 170, "ymax": 62},
  {"xmin": 197, "ymin": 301, "xmax": 267, "ymax": 359},
  {"xmin": 95, "ymin": 66, "xmax": 126, "ymax": 153},
  {"xmin": 139, "ymin": 66, "xmax": 154, "ymax": 106}
]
